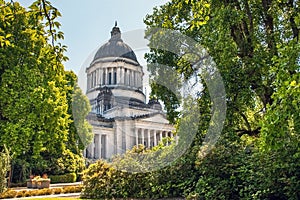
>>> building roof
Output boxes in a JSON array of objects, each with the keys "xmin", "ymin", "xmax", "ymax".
[{"xmin": 92, "ymin": 22, "xmax": 138, "ymax": 63}]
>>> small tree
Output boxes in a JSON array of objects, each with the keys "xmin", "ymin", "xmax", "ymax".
[{"xmin": 0, "ymin": 145, "xmax": 11, "ymax": 193}]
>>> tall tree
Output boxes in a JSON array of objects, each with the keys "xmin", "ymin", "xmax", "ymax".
[
  {"xmin": 144, "ymin": 1, "xmax": 299, "ymax": 198},
  {"xmin": 65, "ymin": 70, "xmax": 93, "ymax": 155},
  {"xmin": 0, "ymin": 0, "xmax": 91, "ymax": 180},
  {"xmin": 144, "ymin": 0, "xmax": 299, "ymax": 148}
]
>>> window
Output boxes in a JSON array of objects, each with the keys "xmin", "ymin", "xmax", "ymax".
[
  {"xmin": 114, "ymin": 72, "xmax": 117, "ymax": 84},
  {"xmin": 108, "ymin": 72, "xmax": 112, "ymax": 85},
  {"xmin": 124, "ymin": 69, "xmax": 127, "ymax": 85}
]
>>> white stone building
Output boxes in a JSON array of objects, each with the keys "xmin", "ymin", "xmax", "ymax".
[{"xmin": 84, "ymin": 23, "xmax": 175, "ymax": 159}]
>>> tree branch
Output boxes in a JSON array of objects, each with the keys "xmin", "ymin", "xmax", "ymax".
[{"xmin": 41, "ymin": 0, "xmax": 54, "ymax": 46}]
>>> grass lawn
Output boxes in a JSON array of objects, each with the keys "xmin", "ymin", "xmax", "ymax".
[{"xmin": 28, "ymin": 198, "xmax": 79, "ymax": 200}]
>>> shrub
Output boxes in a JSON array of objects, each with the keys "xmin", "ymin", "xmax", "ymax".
[
  {"xmin": 81, "ymin": 144, "xmax": 198, "ymax": 199},
  {"xmin": 15, "ymin": 190, "xmax": 26, "ymax": 198},
  {"xmin": 191, "ymin": 134, "xmax": 300, "ymax": 200},
  {"xmin": 49, "ymin": 173, "xmax": 77, "ymax": 183},
  {"xmin": 0, "ymin": 189, "xmax": 17, "ymax": 199},
  {"xmin": 52, "ymin": 149, "xmax": 85, "ymax": 175},
  {"xmin": 0, "ymin": 185, "xmax": 82, "ymax": 199},
  {"xmin": 63, "ymin": 186, "xmax": 82, "ymax": 193},
  {"xmin": 52, "ymin": 187, "xmax": 64, "ymax": 194},
  {"xmin": 24, "ymin": 190, "xmax": 32, "ymax": 197},
  {"xmin": 81, "ymin": 159, "xmax": 155, "ymax": 199}
]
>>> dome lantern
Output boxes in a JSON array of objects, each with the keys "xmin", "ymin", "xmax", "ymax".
[
  {"xmin": 110, "ymin": 21, "xmax": 121, "ymax": 41},
  {"xmin": 92, "ymin": 22, "xmax": 138, "ymax": 64}
]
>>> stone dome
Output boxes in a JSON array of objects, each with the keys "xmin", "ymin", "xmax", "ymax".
[{"xmin": 92, "ymin": 22, "xmax": 138, "ymax": 63}]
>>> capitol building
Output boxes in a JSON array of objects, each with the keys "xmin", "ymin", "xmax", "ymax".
[{"xmin": 84, "ymin": 23, "xmax": 175, "ymax": 159}]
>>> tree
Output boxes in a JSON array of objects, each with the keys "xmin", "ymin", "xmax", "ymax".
[
  {"xmin": 144, "ymin": 0, "xmax": 300, "ymax": 198},
  {"xmin": 145, "ymin": 0, "xmax": 299, "ymax": 150},
  {"xmin": 65, "ymin": 70, "xmax": 93, "ymax": 154},
  {"xmin": 0, "ymin": 0, "xmax": 91, "ymax": 181},
  {"xmin": 0, "ymin": 0, "xmax": 68, "ymax": 162}
]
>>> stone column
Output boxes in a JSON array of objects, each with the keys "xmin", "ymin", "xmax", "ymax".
[
  {"xmin": 95, "ymin": 69, "xmax": 98, "ymax": 86},
  {"xmin": 128, "ymin": 70, "xmax": 131, "ymax": 86},
  {"xmin": 139, "ymin": 72, "xmax": 142, "ymax": 88},
  {"xmin": 91, "ymin": 140, "xmax": 95, "ymax": 159},
  {"xmin": 86, "ymin": 75, "xmax": 89, "ymax": 90},
  {"xmin": 141, "ymin": 129, "xmax": 144, "ymax": 147},
  {"xmin": 135, "ymin": 71, "xmax": 137, "ymax": 88},
  {"xmin": 124, "ymin": 69, "xmax": 127, "ymax": 85},
  {"xmin": 122, "ymin": 68, "xmax": 125, "ymax": 85},
  {"xmin": 147, "ymin": 130, "xmax": 150, "ymax": 148},
  {"xmin": 99, "ymin": 134, "xmax": 102, "ymax": 158},
  {"xmin": 154, "ymin": 130, "xmax": 157, "ymax": 146},
  {"xmin": 159, "ymin": 131, "xmax": 163, "ymax": 142},
  {"xmin": 135, "ymin": 128, "xmax": 139, "ymax": 147},
  {"xmin": 93, "ymin": 71, "xmax": 95, "ymax": 88},
  {"xmin": 131, "ymin": 70, "xmax": 134, "ymax": 86},
  {"xmin": 90, "ymin": 72, "xmax": 94, "ymax": 88},
  {"xmin": 99, "ymin": 69, "xmax": 102, "ymax": 86},
  {"xmin": 117, "ymin": 67, "xmax": 121, "ymax": 85}
]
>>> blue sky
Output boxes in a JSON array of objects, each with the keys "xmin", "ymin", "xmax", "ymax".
[{"xmin": 18, "ymin": 0, "xmax": 168, "ymax": 74}]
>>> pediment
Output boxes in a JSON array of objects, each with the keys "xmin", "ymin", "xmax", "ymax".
[{"xmin": 139, "ymin": 113, "xmax": 170, "ymax": 124}]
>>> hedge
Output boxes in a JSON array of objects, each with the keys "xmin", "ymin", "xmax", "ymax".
[
  {"xmin": 0, "ymin": 185, "xmax": 83, "ymax": 199},
  {"xmin": 49, "ymin": 173, "xmax": 77, "ymax": 184}
]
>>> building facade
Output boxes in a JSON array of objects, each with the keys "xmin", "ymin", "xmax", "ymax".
[{"xmin": 84, "ymin": 23, "xmax": 175, "ymax": 159}]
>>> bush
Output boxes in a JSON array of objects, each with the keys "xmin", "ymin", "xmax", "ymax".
[
  {"xmin": 52, "ymin": 149, "xmax": 85, "ymax": 175},
  {"xmin": 49, "ymin": 173, "xmax": 77, "ymax": 183},
  {"xmin": 0, "ymin": 185, "xmax": 82, "ymax": 199},
  {"xmin": 63, "ymin": 185, "xmax": 82, "ymax": 193},
  {"xmin": 0, "ymin": 190, "xmax": 17, "ymax": 199},
  {"xmin": 81, "ymin": 144, "xmax": 198, "ymax": 199},
  {"xmin": 81, "ymin": 157, "xmax": 161, "ymax": 199},
  {"xmin": 191, "ymin": 134, "xmax": 300, "ymax": 200}
]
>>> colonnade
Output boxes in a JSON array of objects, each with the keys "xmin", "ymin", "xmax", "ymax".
[
  {"xmin": 134, "ymin": 128, "xmax": 177, "ymax": 148},
  {"xmin": 84, "ymin": 134, "xmax": 106, "ymax": 159},
  {"xmin": 84, "ymin": 128, "xmax": 177, "ymax": 160},
  {"xmin": 87, "ymin": 67, "xmax": 142, "ymax": 90}
]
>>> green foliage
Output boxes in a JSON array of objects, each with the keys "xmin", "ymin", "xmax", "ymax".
[
  {"xmin": 192, "ymin": 134, "xmax": 300, "ymax": 199},
  {"xmin": 66, "ymin": 71, "xmax": 93, "ymax": 152},
  {"xmin": 0, "ymin": 146, "xmax": 11, "ymax": 194},
  {"xmin": 82, "ymin": 143, "xmax": 200, "ymax": 199},
  {"xmin": 260, "ymin": 41, "xmax": 300, "ymax": 151},
  {"xmin": 0, "ymin": 0, "xmax": 91, "ymax": 182},
  {"xmin": 0, "ymin": 185, "xmax": 83, "ymax": 199},
  {"xmin": 145, "ymin": 0, "xmax": 299, "ymax": 146},
  {"xmin": 144, "ymin": 0, "xmax": 300, "ymax": 199},
  {"xmin": 49, "ymin": 173, "xmax": 77, "ymax": 184},
  {"xmin": 51, "ymin": 149, "xmax": 85, "ymax": 175},
  {"xmin": 0, "ymin": 0, "xmax": 68, "ymax": 171}
]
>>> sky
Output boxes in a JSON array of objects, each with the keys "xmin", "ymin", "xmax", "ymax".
[{"xmin": 18, "ymin": 0, "xmax": 169, "ymax": 74}]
